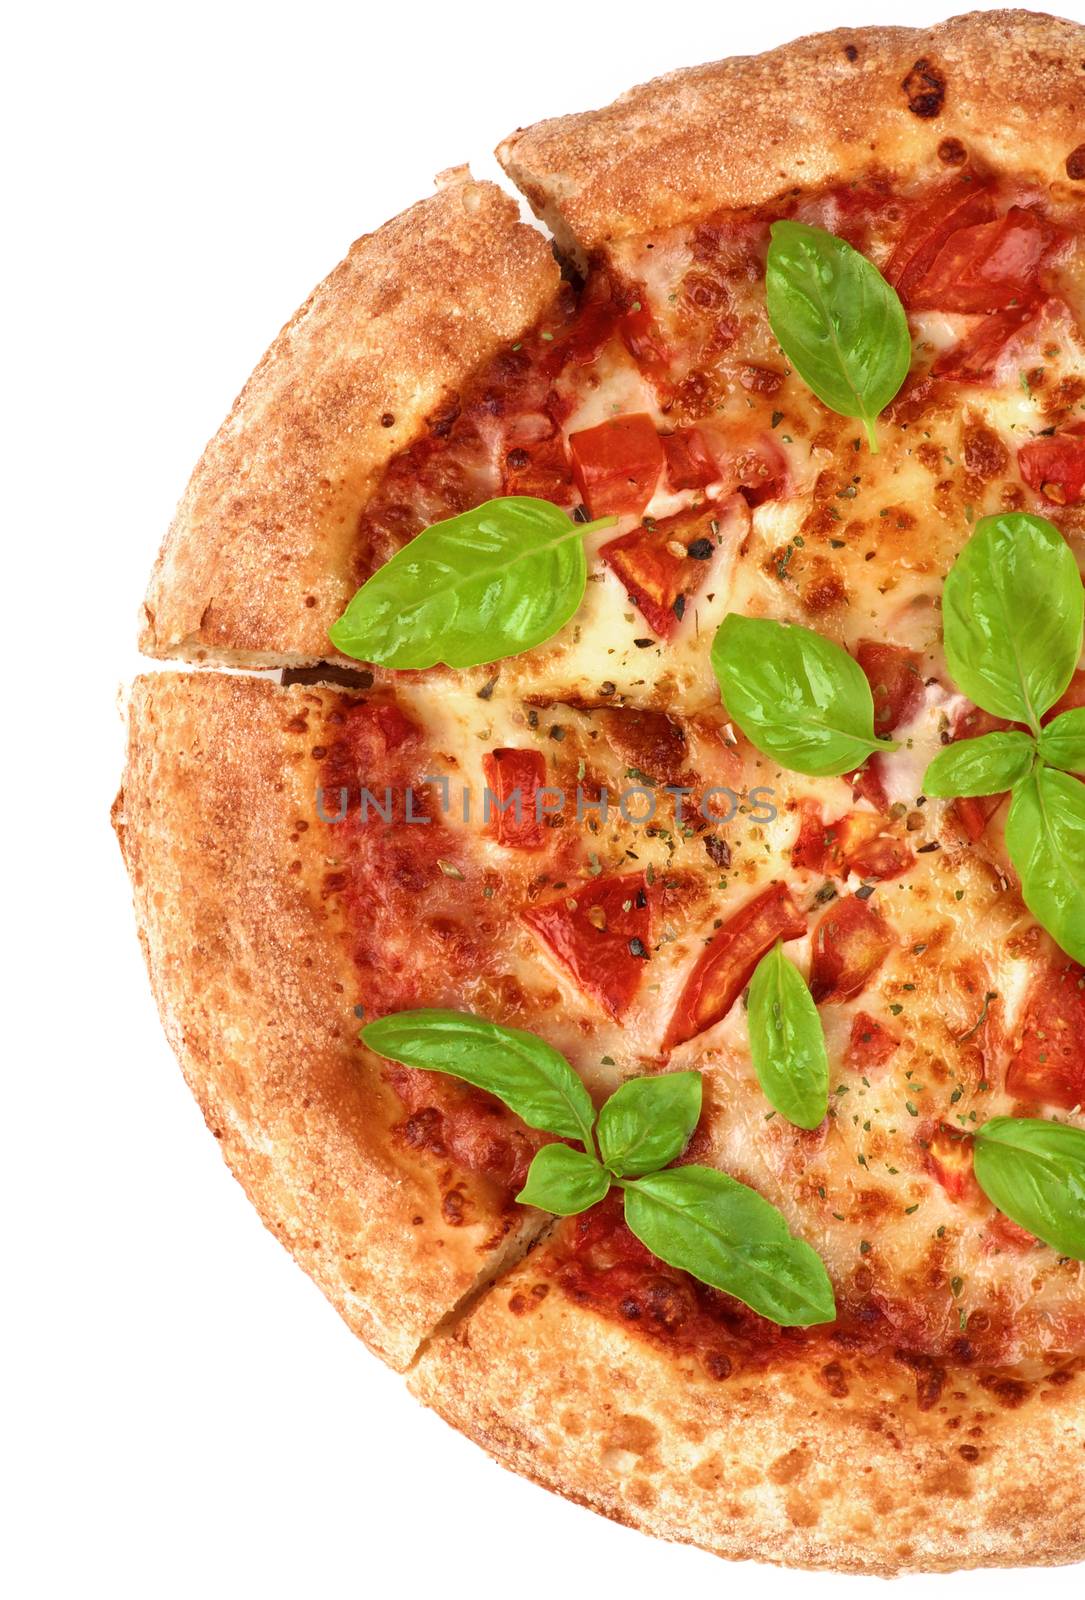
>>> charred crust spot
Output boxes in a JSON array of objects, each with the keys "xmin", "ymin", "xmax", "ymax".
[
  {"xmin": 896, "ymin": 1348, "xmax": 947, "ymax": 1411},
  {"xmin": 704, "ymin": 1350, "xmax": 732, "ymax": 1380},
  {"xmin": 1067, "ymin": 144, "xmax": 1085, "ymax": 180},
  {"xmin": 821, "ymin": 1360, "xmax": 849, "ymax": 1398},
  {"xmin": 843, "ymin": 43, "xmax": 859, "ymax": 63},
  {"xmin": 380, "ymin": 412, "xmax": 395, "ymax": 428},
  {"xmin": 938, "ymin": 137, "xmax": 967, "ymax": 166},
  {"xmin": 902, "ymin": 58, "xmax": 946, "ymax": 119},
  {"xmin": 980, "ymin": 1373, "xmax": 1031, "ymax": 1409}
]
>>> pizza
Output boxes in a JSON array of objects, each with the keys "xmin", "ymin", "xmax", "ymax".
[{"xmin": 114, "ymin": 11, "xmax": 1085, "ymax": 1574}]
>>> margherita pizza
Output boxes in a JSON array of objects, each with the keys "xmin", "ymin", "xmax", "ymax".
[{"xmin": 115, "ymin": 11, "xmax": 1085, "ymax": 1573}]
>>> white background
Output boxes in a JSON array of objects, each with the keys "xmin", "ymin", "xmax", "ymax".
[{"xmin": 7, "ymin": 2, "xmax": 1084, "ymax": 1595}]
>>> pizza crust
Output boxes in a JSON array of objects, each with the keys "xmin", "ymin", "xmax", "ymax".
[
  {"xmin": 498, "ymin": 10, "xmax": 1085, "ymax": 262},
  {"xmin": 112, "ymin": 672, "xmax": 544, "ymax": 1369},
  {"xmin": 140, "ymin": 171, "xmax": 559, "ymax": 667},
  {"xmin": 409, "ymin": 1253, "xmax": 1085, "ymax": 1575}
]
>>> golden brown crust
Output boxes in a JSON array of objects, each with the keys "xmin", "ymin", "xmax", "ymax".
[
  {"xmin": 498, "ymin": 11, "xmax": 1085, "ymax": 260},
  {"xmin": 112, "ymin": 672, "xmax": 542, "ymax": 1369},
  {"xmin": 140, "ymin": 173, "xmax": 560, "ymax": 666},
  {"xmin": 410, "ymin": 1257, "xmax": 1085, "ymax": 1575}
]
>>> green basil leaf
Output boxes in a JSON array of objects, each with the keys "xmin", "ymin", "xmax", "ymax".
[
  {"xmin": 516, "ymin": 1144, "xmax": 611, "ymax": 1215},
  {"xmin": 622, "ymin": 1166, "xmax": 836, "ymax": 1326},
  {"xmin": 1005, "ymin": 767, "xmax": 1085, "ymax": 964},
  {"xmin": 747, "ymin": 944, "xmax": 828, "ymax": 1130},
  {"xmin": 973, "ymin": 1117, "xmax": 1085, "ymax": 1260},
  {"xmin": 711, "ymin": 613, "xmax": 895, "ymax": 776},
  {"xmin": 595, "ymin": 1072, "xmax": 702, "ymax": 1178},
  {"xmin": 765, "ymin": 220, "xmax": 910, "ymax": 451},
  {"xmin": 328, "ymin": 497, "xmax": 615, "ymax": 669},
  {"xmin": 922, "ymin": 730, "xmax": 1036, "ymax": 798},
  {"xmin": 942, "ymin": 513, "xmax": 1083, "ymax": 730},
  {"xmin": 362, "ymin": 1009, "xmax": 596, "ymax": 1147},
  {"xmin": 1038, "ymin": 708, "xmax": 1085, "ymax": 775}
]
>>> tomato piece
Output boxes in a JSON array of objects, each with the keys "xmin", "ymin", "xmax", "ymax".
[
  {"xmin": 810, "ymin": 896, "xmax": 893, "ymax": 1003},
  {"xmin": 1018, "ymin": 430, "xmax": 1085, "ymax": 507},
  {"xmin": 933, "ymin": 301, "xmax": 1044, "ymax": 383},
  {"xmin": 620, "ymin": 297, "xmax": 671, "ymax": 390},
  {"xmin": 522, "ymin": 872, "xmax": 652, "ymax": 1021},
  {"xmin": 661, "ymin": 427, "xmax": 717, "ymax": 491},
  {"xmin": 846, "ymin": 834, "xmax": 915, "ymax": 882},
  {"xmin": 482, "ymin": 748, "xmax": 547, "ymax": 849},
  {"xmin": 949, "ymin": 795, "xmax": 1005, "ymax": 843},
  {"xmin": 885, "ymin": 174, "xmax": 996, "ymax": 304},
  {"xmin": 791, "ymin": 803, "xmax": 911, "ymax": 882},
  {"xmin": 664, "ymin": 883, "xmax": 807, "ymax": 1049},
  {"xmin": 502, "ymin": 432, "xmax": 574, "ymax": 503},
  {"xmin": 595, "ymin": 708, "xmax": 688, "ymax": 787},
  {"xmin": 846, "ymin": 1010, "xmax": 899, "ymax": 1071},
  {"xmin": 1005, "ymin": 962, "xmax": 1085, "ymax": 1110},
  {"xmin": 601, "ymin": 500, "xmax": 727, "ymax": 639},
  {"xmin": 1045, "ymin": 668, "xmax": 1085, "ymax": 722},
  {"xmin": 910, "ymin": 207, "xmax": 1061, "ymax": 314},
  {"xmin": 855, "ymin": 640, "xmax": 924, "ymax": 737},
  {"xmin": 924, "ymin": 1123, "xmax": 976, "ymax": 1201},
  {"xmin": 699, "ymin": 427, "xmax": 788, "ymax": 507},
  {"xmin": 984, "ymin": 1212, "xmax": 1039, "ymax": 1253},
  {"xmin": 568, "ymin": 413, "xmax": 664, "ymax": 519},
  {"xmin": 847, "ymin": 755, "xmax": 889, "ymax": 811}
]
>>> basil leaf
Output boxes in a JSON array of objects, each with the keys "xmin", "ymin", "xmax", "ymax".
[
  {"xmin": 622, "ymin": 1166, "xmax": 836, "ymax": 1326},
  {"xmin": 942, "ymin": 514, "xmax": 1083, "ymax": 731},
  {"xmin": 329, "ymin": 497, "xmax": 615, "ymax": 670},
  {"xmin": 517, "ymin": 1144, "xmax": 611, "ymax": 1215},
  {"xmin": 711, "ymin": 613, "xmax": 895, "ymax": 777},
  {"xmin": 973, "ymin": 1117, "xmax": 1085, "ymax": 1260},
  {"xmin": 362, "ymin": 1009, "xmax": 596, "ymax": 1147},
  {"xmin": 595, "ymin": 1072, "xmax": 702, "ymax": 1178},
  {"xmin": 923, "ymin": 730, "xmax": 1036, "ymax": 798},
  {"xmin": 1038, "ymin": 708, "xmax": 1085, "ymax": 775},
  {"xmin": 747, "ymin": 944, "xmax": 828, "ymax": 1130},
  {"xmin": 765, "ymin": 220, "xmax": 910, "ymax": 451},
  {"xmin": 1005, "ymin": 767, "xmax": 1085, "ymax": 964}
]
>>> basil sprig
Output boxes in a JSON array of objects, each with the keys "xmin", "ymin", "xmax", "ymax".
[
  {"xmin": 711, "ymin": 614, "xmax": 897, "ymax": 776},
  {"xmin": 973, "ymin": 1118, "xmax": 1085, "ymax": 1260},
  {"xmin": 363, "ymin": 1009, "xmax": 836, "ymax": 1325},
  {"xmin": 329, "ymin": 497, "xmax": 616, "ymax": 669},
  {"xmin": 921, "ymin": 513, "xmax": 1085, "ymax": 963},
  {"xmin": 765, "ymin": 221, "xmax": 911, "ymax": 452},
  {"xmin": 747, "ymin": 943, "xmax": 829, "ymax": 1130}
]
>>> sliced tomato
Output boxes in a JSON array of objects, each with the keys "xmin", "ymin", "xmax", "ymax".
[
  {"xmin": 601, "ymin": 499, "xmax": 729, "ymax": 639},
  {"xmin": 933, "ymin": 301, "xmax": 1044, "ymax": 383},
  {"xmin": 910, "ymin": 207, "xmax": 1060, "ymax": 314},
  {"xmin": 661, "ymin": 427, "xmax": 717, "ymax": 491},
  {"xmin": 792, "ymin": 800, "xmax": 840, "ymax": 874},
  {"xmin": 885, "ymin": 174, "xmax": 996, "ymax": 304},
  {"xmin": 924, "ymin": 1122, "xmax": 976, "ymax": 1201},
  {"xmin": 1005, "ymin": 962, "xmax": 1085, "ymax": 1110},
  {"xmin": 522, "ymin": 872, "xmax": 652, "ymax": 1021},
  {"xmin": 568, "ymin": 413, "xmax": 664, "ymax": 519},
  {"xmin": 595, "ymin": 708, "xmax": 688, "ymax": 787},
  {"xmin": 482, "ymin": 748, "xmax": 547, "ymax": 849},
  {"xmin": 810, "ymin": 896, "xmax": 893, "ymax": 1003},
  {"xmin": 1018, "ymin": 429, "xmax": 1085, "ymax": 507},
  {"xmin": 855, "ymin": 640, "xmax": 924, "ymax": 737},
  {"xmin": 846, "ymin": 1010, "xmax": 899, "ymax": 1071},
  {"xmin": 663, "ymin": 882, "xmax": 807, "ymax": 1049}
]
